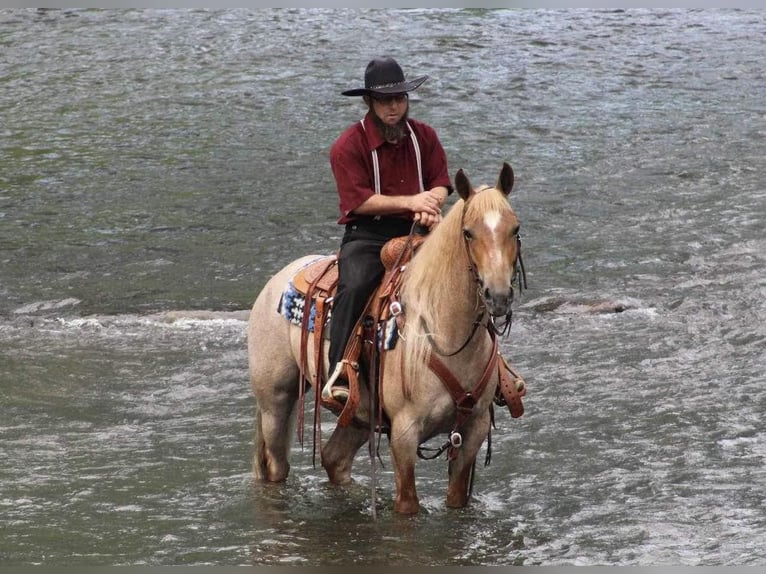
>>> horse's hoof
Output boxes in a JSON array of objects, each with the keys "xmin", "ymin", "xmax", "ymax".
[
  {"xmin": 395, "ymin": 500, "xmax": 420, "ymax": 515},
  {"xmin": 325, "ymin": 473, "xmax": 354, "ymax": 486}
]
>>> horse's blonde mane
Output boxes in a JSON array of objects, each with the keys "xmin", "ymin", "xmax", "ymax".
[{"xmin": 398, "ymin": 185, "xmax": 512, "ymax": 391}]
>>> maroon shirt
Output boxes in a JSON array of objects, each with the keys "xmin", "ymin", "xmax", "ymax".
[{"xmin": 329, "ymin": 112, "xmax": 452, "ymax": 225}]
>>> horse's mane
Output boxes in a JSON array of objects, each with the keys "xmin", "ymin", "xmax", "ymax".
[{"xmin": 399, "ymin": 185, "xmax": 510, "ymax": 390}]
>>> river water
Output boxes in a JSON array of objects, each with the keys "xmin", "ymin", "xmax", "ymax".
[{"xmin": 1, "ymin": 8, "xmax": 765, "ymax": 566}]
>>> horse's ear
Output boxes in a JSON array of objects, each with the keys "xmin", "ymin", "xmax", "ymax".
[
  {"xmin": 455, "ymin": 168, "xmax": 473, "ymax": 201},
  {"xmin": 497, "ymin": 162, "xmax": 514, "ymax": 196}
]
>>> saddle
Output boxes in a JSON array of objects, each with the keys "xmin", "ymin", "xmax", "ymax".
[
  {"xmin": 292, "ymin": 234, "xmax": 422, "ymax": 300},
  {"xmin": 292, "ymin": 256, "xmax": 339, "ymax": 301}
]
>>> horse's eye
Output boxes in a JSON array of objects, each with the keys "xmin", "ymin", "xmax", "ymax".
[
  {"xmin": 463, "ymin": 229, "xmax": 473, "ymax": 241},
  {"xmin": 511, "ymin": 224, "xmax": 520, "ymax": 237}
]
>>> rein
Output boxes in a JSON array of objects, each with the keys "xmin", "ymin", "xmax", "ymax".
[{"xmin": 419, "ymin": 313, "xmax": 484, "ymax": 357}]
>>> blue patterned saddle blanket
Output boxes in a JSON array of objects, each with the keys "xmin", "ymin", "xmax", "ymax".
[{"xmin": 276, "ymin": 257, "xmax": 399, "ymax": 350}]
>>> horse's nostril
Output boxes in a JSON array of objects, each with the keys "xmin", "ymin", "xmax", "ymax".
[{"xmin": 484, "ymin": 287, "xmax": 492, "ymax": 301}]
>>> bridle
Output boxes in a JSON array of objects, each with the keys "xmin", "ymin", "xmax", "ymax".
[
  {"xmin": 465, "ymin": 228, "xmax": 527, "ymax": 340},
  {"xmin": 425, "ymin": 199, "xmax": 527, "ymax": 357}
]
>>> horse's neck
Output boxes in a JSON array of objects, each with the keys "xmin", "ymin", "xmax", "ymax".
[
  {"xmin": 444, "ymin": 267, "xmax": 480, "ymax": 330},
  {"xmin": 397, "ymin": 230, "xmax": 492, "ymax": 391},
  {"xmin": 404, "ymin": 239, "xmax": 483, "ymax": 348}
]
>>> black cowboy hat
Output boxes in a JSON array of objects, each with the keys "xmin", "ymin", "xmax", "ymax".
[{"xmin": 341, "ymin": 56, "xmax": 428, "ymax": 97}]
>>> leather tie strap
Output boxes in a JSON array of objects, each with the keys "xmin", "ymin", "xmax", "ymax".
[
  {"xmin": 495, "ymin": 355, "xmax": 526, "ymax": 418},
  {"xmin": 297, "ymin": 258, "xmax": 337, "ymax": 446}
]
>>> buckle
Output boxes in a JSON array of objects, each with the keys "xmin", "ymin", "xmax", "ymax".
[{"xmin": 390, "ymin": 301, "xmax": 403, "ymax": 316}]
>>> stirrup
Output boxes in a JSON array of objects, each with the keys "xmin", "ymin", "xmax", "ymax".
[{"xmin": 321, "ymin": 362, "xmax": 349, "ymax": 403}]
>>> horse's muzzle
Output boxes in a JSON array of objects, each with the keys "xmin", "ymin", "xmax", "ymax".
[{"xmin": 485, "ymin": 287, "xmax": 514, "ymax": 317}]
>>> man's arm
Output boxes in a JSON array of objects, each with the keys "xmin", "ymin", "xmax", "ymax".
[{"xmin": 351, "ymin": 188, "xmax": 444, "ymax": 218}]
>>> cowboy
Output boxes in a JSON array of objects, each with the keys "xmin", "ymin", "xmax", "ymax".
[{"xmin": 323, "ymin": 56, "xmax": 453, "ymax": 403}]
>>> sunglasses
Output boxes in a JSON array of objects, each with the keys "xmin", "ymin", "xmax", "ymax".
[{"xmin": 371, "ymin": 93, "xmax": 408, "ymax": 104}]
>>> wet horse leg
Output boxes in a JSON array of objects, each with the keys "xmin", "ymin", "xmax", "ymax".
[
  {"xmin": 446, "ymin": 412, "xmax": 490, "ymax": 508},
  {"xmin": 254, "ymin": 379, "xmax": 300, "ymax": 482},
  {"xmin": 446, "ymin": 459, "xmax": 473, "ymax": 508},
  {"xmin": 390, "ymin": 415, "xmax": 421, "ymax": 514},
  {"xmin": 320, "ymin": 370, "xmax": 374, "ymax": 484},
  {"xmin": 321, "ymin": 424, "xmax": 369, "ymax": 484}
]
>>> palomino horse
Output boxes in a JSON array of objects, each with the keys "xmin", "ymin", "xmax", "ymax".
[{"xmin": 247, "ymin": 163, "xmax": 523, "ymax": 514}]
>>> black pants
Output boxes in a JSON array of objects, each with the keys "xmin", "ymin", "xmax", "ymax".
[{"xmin": 328, "ymin": 218, "xmax": 417, "ymax": 372}]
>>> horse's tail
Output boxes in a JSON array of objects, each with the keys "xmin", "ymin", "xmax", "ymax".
[{"xmin": 252, "ymin": 401, "xmax": 268, "ymax": 480}]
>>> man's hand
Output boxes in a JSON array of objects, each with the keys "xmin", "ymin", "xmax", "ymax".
[
  {"xmin": 412, "ymin": 187, "xmax": 447, "ymax": 229},
  {"xmin": 407, "ymin": 189, "xmax": 442, "ymax": 215},
  {"xmin": 413, "ymin": 210, "xmax": 441, "ymax": 229}
]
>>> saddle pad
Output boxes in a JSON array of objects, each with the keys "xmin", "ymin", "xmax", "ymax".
[
  {"xmin": 278, "ymin": 280, "xmax": 328, "ymax": 333},
  {"xmin": 277, "ymin": 280, "xmax": 399, "ymax": 349}
]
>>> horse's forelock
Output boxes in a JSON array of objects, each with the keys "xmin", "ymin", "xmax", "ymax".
[{"xmin": 462, "ymin": 185, "xmax": 515, "ymax": 225}]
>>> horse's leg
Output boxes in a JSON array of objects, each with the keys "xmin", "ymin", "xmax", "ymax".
[
  {"xmin": 248, "ymin": 273, "xmax": 304, "ymax": 483},
  {"xmin": 446, "ymin": 410, "xmax": 491, "ymax": 508},
  {"xmin": 389, "ymin": 414, "xmax": 421, "ymax": 515},
  {"xmin": 251, "ymin": 362, "xmax": 301, "ymax": 482},
  {"xmin": 252, "ymin": 402, "xmax": 268, "ymax": 479},
  {"xmin": 321, "ymin": 425, "xmax": 369, "ymax": 485},
  {"xmin": 446, "ymin": 457, "xmax": 473, "ymax": 508},
  {"xmin": 253, "ymin": 382, "xmax": 298, "ymax": 482}
]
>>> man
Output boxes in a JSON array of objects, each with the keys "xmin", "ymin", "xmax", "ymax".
[{"xmin": 322, "ymin": 56, "xmax": 452, "ymax": 404}]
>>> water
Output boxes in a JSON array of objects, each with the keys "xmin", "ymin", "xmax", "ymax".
[{"xmin": 2, "ymin": 8, "xmax": 765, "ymax": 566}]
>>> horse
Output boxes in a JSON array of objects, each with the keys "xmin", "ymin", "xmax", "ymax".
[{"xmin": 247, "ymin": 162, "xmax": 523, "ymax": 515}]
